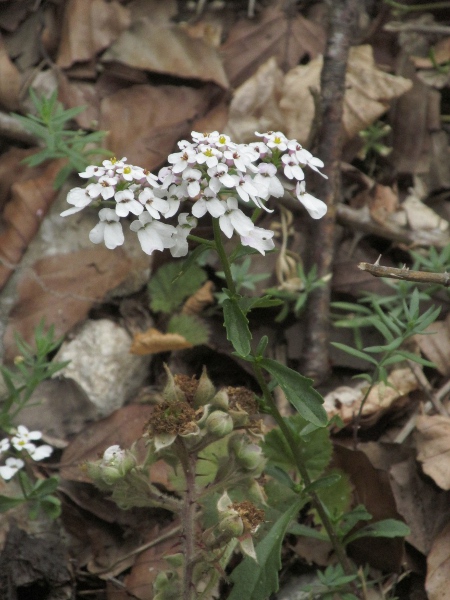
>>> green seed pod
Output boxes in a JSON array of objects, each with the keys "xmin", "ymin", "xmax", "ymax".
[{"xmin": 205, "ymin": 410, "xmax": 234, "ymax": 437}]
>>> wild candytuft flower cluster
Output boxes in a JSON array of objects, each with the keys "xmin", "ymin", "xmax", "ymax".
[
  {"xmin": 0, "ymin": 425, "xmax": 53, "ymax": 480},
  {"xmin": 62, "ymin": 131, "xmax": 327, "ymax": 257}
]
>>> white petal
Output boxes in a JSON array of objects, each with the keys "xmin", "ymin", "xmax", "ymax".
[{"xmin": 299, "ymin": 193, "xmax": 327, "ymax": 219}]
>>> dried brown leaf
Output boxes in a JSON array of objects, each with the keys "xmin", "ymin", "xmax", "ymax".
[
  {"xmin": 102, "ymin": 17, "xmax": 228, "ymax": 88},
  {"xmin": 99, "ymin": 84, "xmax": 211, "ymax": 171},
  {"xmin": 221, "ymin": 2, "xmax": 325, "ymax": 88},
  {"xmin": 416, "ymin": 415, "xmax": 450, "ymax": 491},
  {"xmin": 3, "ymin": 247, "xmax": 133, "ymax": 362},
  {"xmin": 57, "ymin": 0, "xmax": 131, "ymax": 69},
  {"xmin": 0, "ymin": 33, "xmax": 21, "ymax": 110},
  {"xmin": 415, "ymin": 314, "xmax": 450, "ymax": 377},
  {"xmin": 281, "ymin": 45, "xmax": 412, "ymax": 144},
  {"xmin": 130, "ymin": 328, "xmax": 192, "ymax": 355},
  {"xmin": 426, "ymin": 521, "xmax": 450, "ymax": 600},
  {"xmin": 60, "ymin": 404, "xmax": 154, "ymax": 482},
  {"xmin": 0, "ymin": 159, "xmax": 64, "ymax": 291}
]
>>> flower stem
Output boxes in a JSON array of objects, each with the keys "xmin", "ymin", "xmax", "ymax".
[
  {"xmin": 251, "ymin": 363, "xmax": 354, "ymax": 575},
  {"xmin": 212, "ymin": 218, "xmax": 236, "ymax": 295},
  {"xmin": 212, "ymin": 228, "xmax": 355, "ymax": 578}
]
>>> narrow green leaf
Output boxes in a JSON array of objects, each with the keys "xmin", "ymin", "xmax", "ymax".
[
  {"xmin": 288, "ymin": 523, "xmax": 328, "ymax": 541},
  {"xmin": 0, "ymin": 495, "xmax": 25, "ymax": 512},
  {"xmin": 303, "ymin": 473, "xmax": 342, "ymax": 494},
  {"xmin": 363, "ymin": 337, "xmax": 403, "ymax": 353},
  {"xmin": 259, "ymin": 358, "xmax": 327, "ymax": 426},
  {"xmin": 344, "ymin": 519, "xmax": 410, "ymax": 546},
  {"xmin": 223, "ymin": 298, "xmax": 251, "ymax": 357},
  {"xmin": 330, "ymin": 343, "xmax": 378, "ymax": 365},
  {"xmin": 394, "ymin": 350, "xmax": 436, "ymax": 368},
  {"xmin": 228, "ymin": 499, "xmax": 303, "ymax": 600}
]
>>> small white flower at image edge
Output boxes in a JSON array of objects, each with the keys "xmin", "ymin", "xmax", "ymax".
[{"xmin": 0, "ymin": 457, "xmax": 24, "ymax": 480}]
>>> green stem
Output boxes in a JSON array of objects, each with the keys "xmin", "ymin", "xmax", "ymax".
[
  {"xmin": 211, "ymin": 221, "xmax": 354, "ymax": 577},
  {"xmin": 251, "ymin": 363, "xmax": 354, "ymax": 576},
  {"xmin": 212, "ymin": 219, "xmax": 236, "ymax": 295},
  {"xmin": 187, "ymin": 234, "xmax": 216, "ymax": 248}
]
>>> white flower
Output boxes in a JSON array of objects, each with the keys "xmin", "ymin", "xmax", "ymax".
[
  {"xmin": 0, "ymin": 457, "xmax": 24, "ymax": 480},
  {"xmin": 141, "ymin": 169, "xmax": 160, "ymax": 187},
  {"xmin": 159, "ymin": 166, "xmax": 177, "ymax": 189},
  {"xmin": 79, "ymin": 165, "xmax": 106, "ymax": 179},
  {"xmin": 88, "ymin": 176, "xmax": 118, "ymax": 200},
  {"xmin": 89, "ymin": 208, "xmax": 124, "ymax": 249},
  {"xmin": 11, "ymin": 425, "xmax": 42, "ymax": 452},
  {"xmin": 101, "ymin": 444, "xmax": 125, "ymax": 465},
  {"xmin": 30, "ymin": 444, "xmax": 53, "ymax": 461},
  {"xmin": 259, "ymin": 131, "xmax": 288, "ymax": 151},
  {"xmin": 182, "ymin": 168, "xmax": 203, "ymax": 198},
  {"xmin": 292, "ymin": 147, "xmax": 327, "ymax": 178},
  {"xmin": 230, "ymin": 174, "xmax": 260, "ymax": 205},
  {"xmin": 240, "ymin": 226, "xmax": 275, "ymax": 255},
  {"xmin": 295, "ymin": 182, "xmax": 327, "ymax": 219},
  {"xmin": 139, "ymin": 188, "xmax": 169, "ymax": 219},
  {"xmin": 164, "ymin": 184, "xmax": 185, "ymax": 218},
  {"xmin": 116, "ymin": 164, "xmax": 144, "ymax": 181},
  {"xmin": 195, "ymin": 145, "xmax": 222, "ymax": 168},
  {"xmin": 281, "ymin": 153, "xmax": 305, "ymax": 181},
  {"xmin": 130, "ymin": 212, "xmax": 176, "ymax": 255},
  {"xmin": 102, "ymin": 157, "xmax": 126, "ymax": 170},
  {"xmin": 254, "ymin": 163, "xmax": 284, "ymax": 198},
  {"xmin": 223, "ymin": 149, "xmax": 257, "ymax": 173},
  {"xmin": 191, "ymin": 188, "xmax": 225, "ymax": 218},
  {"xmin": 61, "ymin": 187, "xmax": 93, "ymax": 217},
  {"xmin": 191, "ymin": 131, "xmax": 219, "ymax": 145},
  {"xmin": 207, "ymin": 164, "xmax": 235, "ymax": 193},
  {"xmin": 219, "ymin": 197, "xmax": 255, "ymax": 239},
  {"xmin": 168, "ymin": 148, "xmax": 197, "ymax": 174},
  {"xmin": 215, "ymin": 133, "xmax": 233, "ymax": 148},
  {"xmin": 115, "ymin": 190, "xmax": 144, "ymax": 217},
  {"xmin": 248, "ymin": 141, "xmax": 269, "ymax": 158},
  {"xmin": 0, "ymin": 438, "xmax": 10, "ymax": 453},
  {"xmin": 170, "ymin": 213, "xmax": 197, "ymax": 258}
]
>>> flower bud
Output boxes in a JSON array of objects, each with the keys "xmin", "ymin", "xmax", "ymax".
[
  {"xmin": 228, "ymin": 435, "xmax": 264, "ymax": 471},
  {"xmin": 162, "ymin": 365, "xmax": 185, "ymax": 403},
  {"xmin": 218, "ymin": 513, "xmax": 244, "ymax": 539},
  {"xmin": 205, "ymin": 411, "xmax": 233, "ymax": 437},
  {"xmin": 193, "ymin": 367, "xmax": 216, "ymax": 407}
]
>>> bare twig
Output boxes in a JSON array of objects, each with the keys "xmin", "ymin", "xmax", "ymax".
[
  {"xmin": 302, "ymin": 0, "xmax": 360, "ymax": 383},
  {"xmin": 358, "ymin": 258, "xmax": 450, "ymax": 287}
]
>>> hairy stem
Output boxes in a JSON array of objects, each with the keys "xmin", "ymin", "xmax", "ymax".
[{"xmin": 176, "ymin": 438, "xmax": 198, "ymax": 600}]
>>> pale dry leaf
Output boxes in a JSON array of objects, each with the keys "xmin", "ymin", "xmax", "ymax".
[
  {"xmin": 102, "ymin": 17, "xmax": 228, "ymax": 88},
  {"xmin": 0, "ymin": 33, "xmax": 21, "ymax": 110},
  {"xmin": 402, "ymin": 193, "xmax": 449, "ymax": 232},
  {"xmin": 99, "ymin": 84, "xmax": 211, "ymax": 171},
  {"xmin": 182, "ymin": 280, "xmax": 215, "ymax": 316},
  {"xmin": 57, "ymin": 0, "xmax": 131, "ymax": 68},
  {"xmin": 416, "ymin": 415, "xmax": 450, "ymax": 491},
  {"xmin": 221, "ymin": 1, "xmax": 325, "ymax": 88},
  {"xmin": 225, "ymin": 57, "xmax": 285, "ymax": 143},
  {"xmin": 281, "ymin": 45, "xmax": 412, "ymax": 144},
  {"xmin": 414, "ymin": 314, "xmax": 450, "ymax": 377},
  {"xmin": 426, "ymin": 520, "xmax": 450, "ymax": 600},
  {"xmin": 324, "ymin": 368, "xmax": 418, "ymax": 426},
  {"xmin": 130, "ymin": 328, "xmax": 192, "ymax": 355}
]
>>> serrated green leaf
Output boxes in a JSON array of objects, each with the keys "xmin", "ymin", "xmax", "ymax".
[
  {"xmin": 223, "ymin": 298, "xmax": 251, "ymax": 357},
  {"xmin": 228, "ymin": 498, "xmax": 303, "ymax": 600},
  {"xmin": 331, "ymin": 343, "xmax": 378, "ymax": 365},
  {"xmin": 167, "ymin": 314, "xmax": 209, "ymax": 346},
  {"xmin": 259, "ymin": 359, "xmax": 327, "ymax": 426},
  {"xmin": 262, "ymin": 414, "xmax": 331, "ymax": 479},
  {"xmin": 148, "ymin": 261, "xmax": 207, "ymax": 313}
]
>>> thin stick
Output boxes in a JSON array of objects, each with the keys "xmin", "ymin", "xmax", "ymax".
[{"xmin": 358, "ymin": 260, "xmax": 450, "ymax": 287}]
